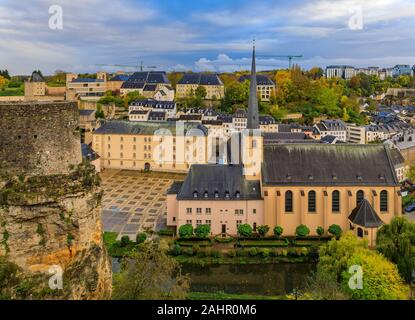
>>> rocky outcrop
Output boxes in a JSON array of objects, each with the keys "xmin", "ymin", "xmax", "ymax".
[{"xmin": 0, "ymin": 163, "xmax": 112, "ymax": 299}]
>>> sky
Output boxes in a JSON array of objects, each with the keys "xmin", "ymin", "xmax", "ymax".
[{"xmin": 1, "ymin": 0, "xmax": 415, "ymax": 75}]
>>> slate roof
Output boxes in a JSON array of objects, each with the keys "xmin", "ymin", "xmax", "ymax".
[
  {"xmin": 30, "ymin": 71, "xmax": 44, "ymax": 82},
  {"xmin": 121, "ymin": 82, "xmax": 145, "ymax": 89},
  {"xmin": 79, "ymin": 109, "xmax": 96, "ymax": 116},
  {"xmin": 129, "ymin": 110, "xmax": 149, "ymax": 115},
  {"xmin": 72, "ymin": 78, "xmax": 104, "ymax": 83},
  {"xmin": 110, "ymin": 74, "xmax": 130, "ymax": 82},
  {"xmin": 121, "ymin": 71, "xmax": 169, "ymax": 89},
  {"xmin": 178, "ymin": 73, "xmax": 223, "ymax": 86},
  {"xmin": 239, "ymin": 74, "xmax": 275, "ymax": 86},
  {"xmin": 389, "ymin": 148, "xmax": 405, "ymax": 167},
  {"xmin": 148, "ymin": 111, "xmax": 166, "ymax": 120},
  {"xmin": 167, "ymin": 181, "xmax": 184, "ymax": 195},
  {"xmin": 259, "ymin": 115, "xmax": 276, "ymax": 124},
  {"xmin": 176, "ymin": 164, "xmax": 261, "ymax": 200},
  {"xmin": 144, "ymin": 84, "xmax": 157, "ymax": 91},
  {"xmin": 81, "ymin": 143, "xmax": 100, "ymax": 161},
  {"xmin": 262, "ymin": 144, "xmax": 399, "ymax": 186},
  {"xmin": 263, "ymin": 132, "xmax": 314, "ymax": 144},
  {"xmin": 94, "ymin": 120, "xmax": 208, "ymax": 135},
  {"xmin": 130, "ymin": 99, "xmax": 176, "ymax": 109},
  {"xmin": 320, "ymin": 135, "xmax": 338, "ymax": 144},
  {"xmin": 348, "ymin": 199, "xmax": 384, "ymax": 228}
]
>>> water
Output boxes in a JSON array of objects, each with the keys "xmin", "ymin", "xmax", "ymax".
[
  {"xmin": 112, "ymin": 258, "xmax": 315, "ymax": 296},
  {"xmin": 181, "ymin": 263, "xmax": 316, "ymax": 296}
]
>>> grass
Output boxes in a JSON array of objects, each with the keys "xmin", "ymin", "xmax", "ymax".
[
  {"xmin": 103, "ymin": 231, "xmax": 118, "ymax": 248},
  {"xmin": 238, "ymin": 239, "xmax": 289, "ymax": 247},
  {"xmin": 174, "ymin": 255, "xmax": 310, "ymax": 266},
  {"xmin": 177, "ymin": 240, "xmax": 212, "ymax": 247},
  {"xmin": 292, "ymin": 240, "xmax": 327, "ymax": 247},
  {"xmin": 187, "ymin": 291, "xmax": 285, "ymax": 300},
  {"xmin": 0, "ymin": 86, "xmax": 24, "ymax": 96}
]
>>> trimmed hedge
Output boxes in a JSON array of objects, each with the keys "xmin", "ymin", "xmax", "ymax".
[
  {"xmin": 158, "ymin": 229, "xmax": 175, "ymax": 236},
  {"xmin": 237, "ymin": 238, "xmax": 289, "ymax": 248},
  {"xmin": 214, "ymin": 235, "xmax": 235, "ymax": 243}
]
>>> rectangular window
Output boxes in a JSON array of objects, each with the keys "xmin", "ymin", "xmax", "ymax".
[
  {"xmin": 196, "ymin": 220, "xmax": 202, "ymax": 227},
  {"xmin": 205, "ymin": 220, "xmax": 211, "ymax": 226},
  {"xmin": 186, "ymin": 208, "xmax": 192, "ymax": 214},
  {"xmin": 236, "ymin": 220, "xmax": 242, "ymax": 228},
  {"xmin": 196, "ymin": 208, "xmax": 202, "ymax": 214},
  {"xmin": 186, "ymin": 220, "xmax": 192, "ymax": 225},
  {"xmin": 253, "ymin": 209, "xmax": 257, "ymax": 214},
  {"xmin": 206, "ymin": 208, "xmax": 211, "ymax": 214}
]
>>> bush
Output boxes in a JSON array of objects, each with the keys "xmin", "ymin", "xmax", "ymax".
[
  {"xmin": 211, "ymin": 250, "xmax": 223, "ymax": 258},
  {"xmin": 179, "ymin": 224, "xmax": 193, "ymax": 238},
  {"xmin": 257, "ymin": 225, "xmax": 270, "ymax": 237},
  {"xmin": 316, "ymin": 226, "xmax": 324, "ymax": 237},
  {"xmin": 158, "ymin": 229, "xmax": 175, "ymax": 236},
  {"xmin": 194, "ymin": 224, "xmax": 210, "ymax": 238},
  {"xmin": 328, "ymin": 224, "xmax": 342, "ymax": 238},
  {"xmin": 236, "ymin": 249, "xmax": 247, "ymax": 257},
  {"xmin": 214, "ymin": 235, "xmax": 234, "ymax": 243},
  {"xmin": 183, "ymin": 247, "xmax": 194, "ymax": 256},
  {"xmin": 120, "ymin": 235, "xmax": 131, "ymax": 247},
  {"xmin": 259, "ymin": 248, "xmax": 270, "ymax": 258},
  {"xmin": 237, "ymin": 224, "xmax": 253, "ymax": 237},
  {"xmin": 227, "ymin": 250, "xmax": 237, "ymax": 258},
  {"xmin": 249, "ymin": 248, "xmax": 258, "ymax": 257},
  {"xmin": 296, "ymin": 224, "xmax": 310, "ymax": 237},
  {"xmin": 192, "ymin": 244, "xmax": 201, "ymax": 255},
  {"xmin": 136, "ymin": 232, "xmax": 147, "ymax": 244},
  {"xmin": 281, "ymin": 249, "xmax": 288, "ymax": 257},
  {"xmin": 170, "ymin": 244, "xmax": 181, "ymax": 256},
  {"xmin": 273, "ymin": 226, "xmax": 284, "ymax": 238}
]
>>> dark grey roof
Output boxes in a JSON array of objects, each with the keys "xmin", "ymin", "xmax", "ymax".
[
  {"xmin": 129, "ymin": 110, "xmax": 148, "ymax": 115},
  {"xmin": 144, "ymin": 84, "xmax": 157, "ymax": 91},
  {"xmin": 30, "ymin": 71, "xmax": 44, "ymax": 82},
  {"xmin": 81, "ymin": 143, "xmax": 100, "ymax": 161},
  {"xmin": 110, "ymin": 74, "xmax": 130, "ymax": 81},
  {"xmin": 239, "ymin": 74, "xmax": 275, "ymax": 86},
  {"xmin": 259, "ymin": 115, "xmax": 276, "ymax": 124},
  {"xmin": 72, "ymin": 78, "xmax": 104, "ymax": 83},
  {"xmin": 202, "ymin": 120, "xmax": 223, "ymax": 126},
  {"xmin": 320, "ymin": 135, "xmax": 337, "ymax": 144},
  {"xmin": 262, "ymin": 144, "xmax": 399, "ymax": 186},
  {"xmin": 148, "ymin": 111, "xmax": 166, "ymax": 120},
  {"xmin": 389, "ymin": 148, "xmax": 405, "ymax": 167},
  {"xmin": 178, "ymin": 73, "xmax": 223, "ymax": 85},
  {"xmin": 247, "ymin": 45, "xmax": 259, "ymax": 130},
  {"xmin": 121, "ymin": 82, "xmax": 144, "ymax": 89},
  {"xmin": 263, "ymin": 132, "xmax": 312, "ymax": 144},
  {"xmin": 121, "ymin": 71, "xmax": 169, "ymax": 89},
  {"xmin": 79, "ymin": 109, "xmax": 95, "ymax": 116},
  {"xmin": 179, "ymin": 114, "xmax": 202, "ymax": 121},
  {"xmin": 130, "ymin": 99, "xmax": 176, "ymax": 109},
  {"xmin": 349, "ymin": 199, "xmax": 384, "ymax": 228},
  {"xmin": 167, "ymin": 181, "xmax": 184, "ymax": 195},
  {"xmin": 177, "ymin": 164, "xmax": 261, "ymax": 200},
  {"xmin": 94, "ymin": 120, "xmax": 208, "ymax": 136}
]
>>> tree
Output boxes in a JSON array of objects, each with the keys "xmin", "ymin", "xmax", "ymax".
[
  {"xmin": 0, "ymin": 256, "xmax": 21, "ymax": 299},
  {"xmin": 123, "ymin": 91, "xmax": 146, "ymax": 107},
  {"xmin": 112, "ymin": 242, "xmax": 190, "ymax": 300},
  {"xmin": 136, "ymin": 232, "xmax": 147, "ymax": 244},
  {"xmin": 0, "ymin": 75, "xmax": 9, "ymax": 90},
  {"xmin": 195, "ymin": 85, "xmax": 207, "ymax": 99},
  {"xmin": 273, "ymin": 226, "xmax": 283, "ymax": 238},
  {"xmin": 328, "ymin": 224, "xmax": 342, "ymax": 238},
  {"xmin": 237, "ymin": 224, "xmax": 253, "ymax": 237},
  {"xmin": 194, "ymin": 224, "xmax": 210, "ymax": 238},
  {"xmin": 296, "ymin": 224, "xmax": 310, "ymax": 237},
  {"xmin": 178, "ymin": 224, "xmax": 193, "ymax": 238},
  {"xmin": 0, "ymin": 69, "xmax": 10, "ymax": 79},
  {"xmin": 376, "ymin": 217, "xmax": 415, "ymax": 283},
  {"xmin": 257, "ymin": 225, "xmax": 270, "ymax": 237},
  {"xmin": 316, "ymin": 226, "xmax": 324, "ymax": 238},
  {"xmin": 341, "ymin": 248, "xmax": 409, "ymax": 300}
]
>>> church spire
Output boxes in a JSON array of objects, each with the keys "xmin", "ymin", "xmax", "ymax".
[{"xmin": 247, "ymin": 40, "xmax": 259, "ymax": 129}]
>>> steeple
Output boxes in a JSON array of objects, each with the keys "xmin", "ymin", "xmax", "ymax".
[{"xmin": 247, "ymin": 40, "xmax": 259, "ymax": 130}]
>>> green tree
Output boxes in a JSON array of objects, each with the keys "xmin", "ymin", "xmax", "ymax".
[
  {"xmin": 136, "ymin": 232, "xmax": 147, "ymax": 244},
  {"xmin": 178, "ymin": 224, "xmax": 193, "ymax": 238},
  {"xmin": 296, "ymin": 224, "xmax": 310, "ymax": 237},
  {"xmin": 328, "ymin": 224, "xmax": 343, "ymax": 238},
  {"xmin": 257, "ymin": 225, "xmax": 270, "ymax": 237},
  {"xmin": 316, "ymin": 226, "xmax": 324, "ymax": 238},
  {"xmin": 273, "ymin": 226, "xmax": 284, "ymax": 238},
  {"xmin": 376, "ymin": 217, "xmax": 415, "ymax": 283},
  {"xmin": 341, "ymin": 248, "xmax": 409, "ymax": 300},
  {"xmin": 195, "ymin": 85, "xmax": 207, "ymax": 99},
  {"xmin": 194, "ymin": 224, "xmax": 211, "ymax": 238},
  {"xmin": 112, "ymin": 242, "xmax": 190, "ymax": 300},
  {"xmin": 237, "ymin": 224, "xmax": 253, "ymax": 237}
]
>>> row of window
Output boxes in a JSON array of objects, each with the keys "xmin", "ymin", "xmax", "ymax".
[
  {"xmin": 106, "ymin": 136, "xmax": 153, "ymax": 143},
  {"xmin": 284, "ymin": 190, "xmax": 388, "ymax": 213},
  {"xmin": 186, "ymin": 208, "xmax": 257, "ymax": 215}
]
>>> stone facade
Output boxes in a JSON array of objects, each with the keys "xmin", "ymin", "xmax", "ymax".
[{"xmin": 0, "ymin": 101, "xmax": 82, "ymax": 178}]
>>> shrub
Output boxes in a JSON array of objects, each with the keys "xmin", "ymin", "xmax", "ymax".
[
  {"xmin": 316, "ymin": 226, "xmax": 324, "ymax": 238},
  {"xmin": 259, "ymin": 248, "xmax": 270, "ymax": 258},
  {"xmin": 237, "ymin": 224, "xmax": 253, "ymax": 237},
  {"xmin": 178, "ymin": 224, "xmax": 193, "ymax": 238},
  {"xmin": 211, "ymin": 250, "xmax": 223, "ymax": 258},
  {"xmin": 273, "ymin": 226, "xmax": 284, "ymax": 238},
  {"xmin": 194, "ymin": 224, "xmax": 211, "ymax": 238},
  {"xmin": 136, "ymin": 232, "xmax": 147, "ymax": 244},
  {"xmin": 183, "ymin": 247, "xmax": 194, "ymax": 256},
  {"xmin": 236, "ymin": 249, "xmax": 247, "ymax": 257},
  {"xmin": 296, "ymin": 224, "xmax": 310, "ymax": 237},
  {"xmin": 227, "ymin": 250, "xmax": 237, "ymax": 258},
  {"xmin": 120, "ymin": 235, "xmax": 131, "ymax": 247},
  {"xmin": 281, "ymin": 249, "xmax": 288, "ymax": 257},
  {"xmin": 249, "ymin": 248, "xmax": 258, "ymax": 257},
  {"xmin": 192, "ymin": 244, "xmax": 201, "ymax": 255},
  {"xmin": 328, "ymin": 224, "xmax": 342, "ymax": 238},
  {"xmin": 170, "ymin": 244, "xmax": 181, "ymax": 256},
  {"xmin": 158, "ymin": 229, "xmax": 175, "ymax": 236},
  {"xmin": 257, "ymin": 225, "xmax": 270, "ymax": 237}
]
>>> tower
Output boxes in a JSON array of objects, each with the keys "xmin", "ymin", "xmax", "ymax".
[{"xmin": 243, "ymin": 41, "xmax": 263, "ymax": 179}]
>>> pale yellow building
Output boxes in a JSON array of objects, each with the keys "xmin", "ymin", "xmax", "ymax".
[{"xmin": 176, "ymin": 73, "xmax": 224, "ymax": 100}]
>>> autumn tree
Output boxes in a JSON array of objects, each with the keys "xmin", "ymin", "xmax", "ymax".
[{"xmin": 112, "ymin": 242, "xmax": 190, "ymax": 300}]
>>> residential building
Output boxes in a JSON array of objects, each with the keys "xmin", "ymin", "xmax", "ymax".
[
  {"xmin": 314, "ymin": 120, "xmax": 347, "ymax": 142},
  {"xmin": 392, "ymin": 64, "xmax": 412, "ymax": 77},
  {"xmin": 107, "ymin": 74, "xmax": 129, "ymax": 92},
  {"xmin": 325, "ymin": 65, "xmax": 355, "ymax": 79},
  {"xmin": 346, "ymin": 124, "xmax": 366, "ymax": 144},
  {"xmin": 176, "ymin": 73, "xmax": 224, "ymax": 100},
  {"xmin": 120, "ymin": 71, "xmax": 170, "ymax": 97},
  {"xmin": 66, "ymin": 72, "xmax": 107, "ymax": 97},
  {"xmin": 24, "ymin": 71, "xmax": 46, "ymax": 97},
  {"xmin": 239, "ymin": 74, "xmax": 276, "ymax": 101},
  {"xmin": 129, "ymin": 99, "xmax": 177, "ymax": 118}
]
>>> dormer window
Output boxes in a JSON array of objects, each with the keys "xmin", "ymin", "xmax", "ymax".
[
  {"xmin": 235, "ymin": 191, "xmax": 241, "ymax": 199},
  {"xmin": 215, "ymin": 191, "xmax": 219, "ymax": 199},
  {"xmin": 225, "ymin": 191, "xmax": 230, "ymax": 199},
  {"xmin": 204, "ymin": 191, "xmax": 209, "ymax": 198},
  {"xmin": 193, "ymin": 191, "xmax": 198, "ymax": 198}
]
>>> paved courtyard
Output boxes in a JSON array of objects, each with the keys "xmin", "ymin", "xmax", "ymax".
[{"xmin": 100, "ymin": 169, "xmax": 185, "ymax": 240}]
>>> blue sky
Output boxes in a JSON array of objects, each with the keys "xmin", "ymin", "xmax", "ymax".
[{"xmin": 1, "ymin": 0, "xmax": 415, "ymax": 74}]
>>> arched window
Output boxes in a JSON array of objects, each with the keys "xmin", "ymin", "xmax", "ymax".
[
  {"xmin": 356, "ymin": 190, "xmax": 364, "ymax": 207},
  {"xmin": 380, "ymin": 190, "xmax": 388, "ymax": 212},
  {"xmin": 235, "ymin": 191, "xmax": 240, "ymax": 199},
  {"xmin": 204, "ymin": 191, "xmax": 209, "ymax": 198},
  {"xmin": 308, "ymin": 191, "xmax": 316, "ymax": 212},
  {"xmin": 357, "ymin": 227, "xmax": 364, "ymax": 238},
  {"xmin": 332, "ymin": 190, "xmax": 340, "ymax": 212},
  {"xmin": 193, "ymin": 191, "xmax": 198, "ymax": 198},
  {"xmin": 285, "ymin": 191, "xmax": 293, "ymax": 212}
]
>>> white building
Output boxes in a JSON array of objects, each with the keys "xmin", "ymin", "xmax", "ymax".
[{"xmin": 314, "ymin": 120, "xmax": 347, "ymax": 142}]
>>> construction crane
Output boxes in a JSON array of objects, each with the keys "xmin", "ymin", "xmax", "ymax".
[
  {"xmin": 96, "ymin": 60, "xmax": 157, "ymax": 72},
  {"xmin": 259, "ymin": 55, "xmax": 303, "ymax": 69}
]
